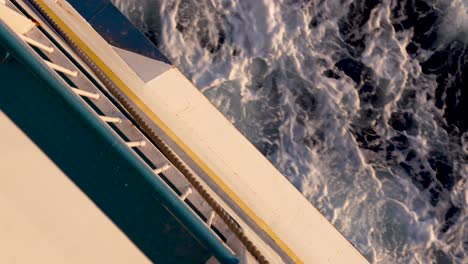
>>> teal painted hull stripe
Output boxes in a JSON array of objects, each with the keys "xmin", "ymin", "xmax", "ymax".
[{"xmin": 0, "ymin": 21, "xmax": 238, "ymax": 264}]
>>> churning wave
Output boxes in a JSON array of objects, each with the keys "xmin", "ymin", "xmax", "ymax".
[{"xmin": 112, "ymin": 0, "xmax": 467, "ymax": 263}]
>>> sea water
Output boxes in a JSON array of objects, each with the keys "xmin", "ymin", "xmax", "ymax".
[{"xmin": 112, "ymin": 0, "xmax": 467, "ymax": 263}]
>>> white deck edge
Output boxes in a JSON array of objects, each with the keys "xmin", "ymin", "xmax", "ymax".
[{"xmin": 141, "ymin": 69, "xmax": 368, "ymax": 264}]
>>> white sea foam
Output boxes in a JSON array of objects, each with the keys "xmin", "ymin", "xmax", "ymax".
[{"xmin": 437, "ymin": 0, "xmax": 468, "ymax": 45}]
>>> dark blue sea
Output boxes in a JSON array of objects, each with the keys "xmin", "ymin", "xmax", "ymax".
[{"xmin": 112, "ymin": 0, "xmax": 467, "ymax": 263}]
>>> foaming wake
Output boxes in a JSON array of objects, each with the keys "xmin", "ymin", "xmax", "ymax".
[
  {"xmin": 112, "ymin": 0, "xmax": 467, "ymax": 263},
  {"xmin": 436, "ymin": 0, "xmax": 468, "ymax": 45}
]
